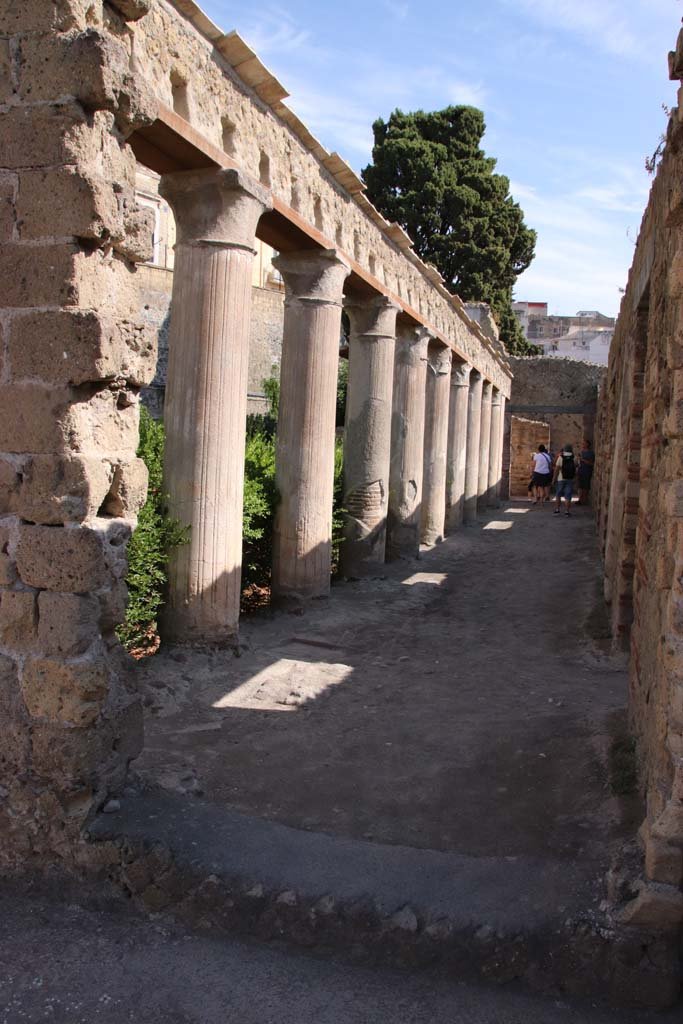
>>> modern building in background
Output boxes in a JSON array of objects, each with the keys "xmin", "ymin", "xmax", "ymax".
[{"xmin": 512, "ymin": 301, "xmax": 615, "ymax": 366}]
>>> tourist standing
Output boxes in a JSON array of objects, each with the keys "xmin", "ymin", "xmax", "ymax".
[
  {"xmin": 552, "ymin": 444, "xmax": 576, "ymax": 517},
  {"xmin": 530, "ymin": 444, "xmax": 553, "ymax": 504}
]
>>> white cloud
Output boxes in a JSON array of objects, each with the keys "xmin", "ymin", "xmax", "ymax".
[
  {"xmin": 445, "ymin": 78, "xmax": 488, "ymax": 108},
  {"xmin": 382, "ymin": 0, "xmax": 409, "ymax": 21},
  {"xmin": 510, "ymin": 175, "xmax": 643, "ymax": 315},
  {"xmin": 502, "ymin": 0, "xmax": 676, "ymax": 66}
]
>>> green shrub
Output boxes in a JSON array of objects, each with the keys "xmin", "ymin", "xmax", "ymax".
[
  {"xmin": 336, "ymin": 358, "xmax": 348, "ymax": 427},
  {"xmin": 262, "ymin": 373, "xmax": 280, "ymax": 418},
  {"xmin": 117, "ymin": 407, "xmax": 188, "ymax": 653},
  {"xmin": 242, "ymin": 430, "xmax": 278, "ymax": 590}
]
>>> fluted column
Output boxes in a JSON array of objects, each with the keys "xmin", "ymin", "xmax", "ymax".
[
  {"xmin": 387, "ymin": 323, "xmax": 431, "ymax": 559},
  {"xmin": 497, "ymin": 396, "xmax": 508, "ymax": 501},
  {"xmin": 463, "ymin": 371, "xmax": 483, "ymax": 524},
  {"xmin": 271, "ymin": 249, "xmax": 350, "ymax": 604},
  {"xmin": 445, "ymin": 361, "xmax": 471, "ymax": 530},
  {"xmin": 477, "ymin": 381, "xmax": 493, "ymax": 511},
  {"xmin": 421, "ymin": 342, "xmax": 453, "ymax": 545},
  {"xmin": 160, "ymin": 168, "xmax": 271, "ymax": 643},
  {"xmin": 487, "ymin": 389, "xmax": 503, "ymax": 507},
  {"xmin": 341, "ymin": 295, "xmax": 400, "ymax": 577}
]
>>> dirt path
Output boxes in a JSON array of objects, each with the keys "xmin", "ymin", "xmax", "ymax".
[
  {"xmin": 136, "ymin": 500, "xmax": 637, "ymax": 864},
  {"xmin": 0, "ymin": 881, "xmax": 670, "ymax": 1024}
]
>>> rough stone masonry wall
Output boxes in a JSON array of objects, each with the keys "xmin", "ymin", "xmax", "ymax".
[
  {"xmin": 0, "ymin": 0, "xmax": 157, "ymax": 866},
  {"xmin": 509, "ymin": 356, "xmax": 604, "ymax": 457},
  {"xmin": 596, "ymin": 76, "xmax": 683, "ymax": 924}
]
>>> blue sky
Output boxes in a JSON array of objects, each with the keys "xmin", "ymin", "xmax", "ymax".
[{"xmin": 200, "ymin": 0, "xmax": 680, "ymax": 317}]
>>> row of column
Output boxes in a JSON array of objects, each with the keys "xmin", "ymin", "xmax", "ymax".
[{"xmin": 159, "ymin": 166, "xmax": 506, "ymax": 644}]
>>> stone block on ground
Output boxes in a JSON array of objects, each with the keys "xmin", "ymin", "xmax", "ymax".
[{"xmin": 618, "ymin": 883, "xmax": 683, "ymax": 930}]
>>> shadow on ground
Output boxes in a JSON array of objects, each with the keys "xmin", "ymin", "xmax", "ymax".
[{"xmin": 134, "ymin": 500, "xmax": 639, "ymax": 862}]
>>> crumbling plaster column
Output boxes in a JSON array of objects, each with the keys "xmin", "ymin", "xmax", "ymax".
[
  {"xmin": 487, "ymin": 389, "xmax": 503, "ymax": 508},
  {"xmin": 387, "ymin": 323, "xmax": 431, "ymax": 559},
  {"xmin": 497, "ymin": 396, "xmax": 508, "ymax": 501},
  {"xmin": 445, "ymin": 361, "xmax": 471, "ymax": 530},
  {"xmin": 463, "ymin": 371, "xmax": 483, "ymax": 524},
  {"xmin": 477, "ymin": 381, "xmax": 493, "ymax": 511},
  {"xmin": 340, "ymin": 295, "xmax": 399, "ymax": 577},
  {"xmin": 272, "ymin": 249, "xmax": 350, "ymax": 604},
  {"xmin": 160, "ymin": 168, "xmax": 271, "ymax": 643},
  {"xmin": 421, "ymin": 342, "xmax": 453, "ymax": 546}
]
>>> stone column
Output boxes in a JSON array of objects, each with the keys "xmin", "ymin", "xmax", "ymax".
[
  {"xmin": 340, "ymin": 295, "xmax": 400, "ymax": 577},
  {"xmin": 271, "ymin": 249, "xmax": 350, "ymax": 604},
  {"xmin": 387, "ymin": 323, "xmax": 431, "ymax": 558},
  {"xmin": 421, "ymin": 342, "xmax": 453, "ymax": 545},
  {"xmin": 487, "ymin": 389, "xmax": 503, "ymax": 507},
  {"xmin": 445, "ymin": 361, "xmax": 471, "ymax": 530},
  {"xmin": 463, "ymin": 371, "xmax": 483, "ymax": 524},
  {"xmin": 160, "ymin": 168, "xmax": 271, "ymax": 643},
  {"xmin": 477, "ymin": 381, "xmax": 493, "ymax": 512}
]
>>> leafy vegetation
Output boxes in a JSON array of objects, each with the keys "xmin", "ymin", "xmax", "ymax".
[
  {"xmin": 121, "ymin": 362, "xmax": 349, "ymax": 647},
  {"xmin": 362, "ymin": 105, "xmax": 538, "ymax": 355},
  {"xmin": 117, "ymin": 407, "xmax": 188, "ymax": 654}
]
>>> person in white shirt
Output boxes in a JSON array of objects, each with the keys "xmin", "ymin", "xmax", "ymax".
[{"xmin": 530, "ymin": 444, "xmax": 553, "ymax": 504}]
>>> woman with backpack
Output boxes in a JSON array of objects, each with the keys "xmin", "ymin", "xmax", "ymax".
[
  {"xmin": 530, "ymin": 444, "xmax": 553, "ymax": 504},
  {"xmin": 552, "ymin": 444, "xmax": 576, "ymax": 517}
]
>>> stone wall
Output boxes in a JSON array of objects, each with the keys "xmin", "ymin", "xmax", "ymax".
[
  {"xmin": 595, "ymin": 42, "xmax": 683, "ymax": 939},
  {"xmin": 0, "ymin": 0, "xmax": 156, "ymax": 865},
  {"xmin": 509, "ymin": 416, "xmax": 550, "ymax": 497},
  {"xmin": 509, "ymin": 356, "xmax": 603, "ymax": 458}
]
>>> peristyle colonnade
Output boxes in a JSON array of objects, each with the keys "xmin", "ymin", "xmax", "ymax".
[{"xmin": 159, "ymin": 168, "xmax": 507, "ymax": 644}]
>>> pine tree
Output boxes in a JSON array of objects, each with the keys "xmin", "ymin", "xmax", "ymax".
[{"xmin": 362, "ymin": 106, "xmax": 537, "ymax": 355}]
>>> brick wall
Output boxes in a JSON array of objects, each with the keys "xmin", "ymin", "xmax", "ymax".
[
  {"xmin": 596, "ymin": 72, "xmax": 683, "ymax": 929},
  {"xmin": 508, "ymin": 416, "xmax": 550, "ymax": 497}
]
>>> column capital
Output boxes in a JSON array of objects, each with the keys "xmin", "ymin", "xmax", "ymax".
[
  {"xmin": 273, "ymin": 248, "xmax": 350, "ymax": 306},
  {"xmin": 395, "ymin": 322, "xmax": 432, "ymax": 365},
  {"xmin": 491, "ymin": 387, "xmax": 503, "ymax": 407},
  {"xmin": 451, "ymin": 360, "xmax": 472, "ymax": 387},
  {"xmin": 427, "ymin": 342, "xmax": 453, "ymax": 376},
  {"xmin": 344, "ymin": 293, "xmax": 400, "ymax": 338},
  {"xmin": 159, "ymin": 167, "xmax": 271, "ymax": 250},
  {"xmin": 482, "ymin": 379, "xmax": 493, "ymax": 397}
]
